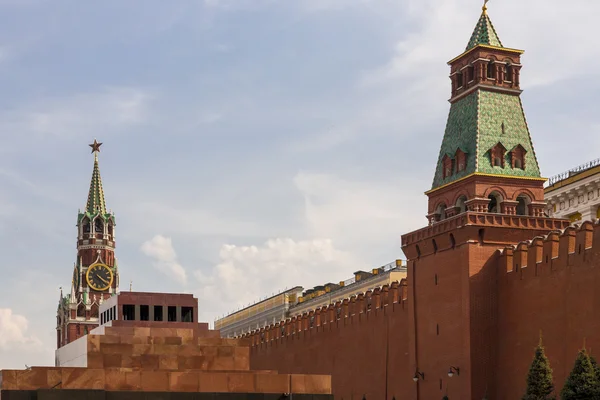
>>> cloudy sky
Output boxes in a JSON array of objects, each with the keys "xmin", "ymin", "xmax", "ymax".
[{"xmin": 0, "ymin": 0, "xmax": 598, "ymax": 369}]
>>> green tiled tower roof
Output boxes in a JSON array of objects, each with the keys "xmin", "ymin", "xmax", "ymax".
[
  {"xmin": 77, "ymin": 142, "xmax": 114, "ymax": 223},
  {"xmin": 466, "ymin": 4, "xmax": 503, "ymax": 51},
  {"xmin": 431, "ymin": 90, "xmax": 541, "ymax": 189},
  {"xmin": 86, "ymin": 154, "xmax": 106, "ymax": 215}
]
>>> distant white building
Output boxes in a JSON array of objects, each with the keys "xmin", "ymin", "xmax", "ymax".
[
  {"xmin": 214, "ymin": 260, "xmax": 407, "ymax": 338},
  {"xmin": 545, "ymin": 158, "xmax": 600, "ymax": 223}
]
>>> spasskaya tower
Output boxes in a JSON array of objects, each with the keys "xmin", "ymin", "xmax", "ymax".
[{"xmin": 56, "ymin": 140, "xmax": 119, "ymax": 349}]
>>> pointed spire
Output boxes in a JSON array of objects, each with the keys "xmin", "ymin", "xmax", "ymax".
[
  {"xmin": 85, "ymin": 139, "xmax": 107, "ymax": 215},
  {"xmin": 466, "ymin": 1, "xmax": 503, "ymax": 51}
]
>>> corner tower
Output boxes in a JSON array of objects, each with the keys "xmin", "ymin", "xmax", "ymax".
[
  {"xmin": 401, "ymin": 3, "xmax": 570, "ymax": 399},
  {"xmin": 56, "ymin": 140, "xmax": 119, "ymax": 349},
  {"xmin": 427, "ymin": 1, "xmax": 546, "ymax": 224}
]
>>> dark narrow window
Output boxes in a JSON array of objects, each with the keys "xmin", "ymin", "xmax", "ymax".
[
  {"xmin": 435, "ymin": 274, "xmax": 438, "ymax": 285},
  {"xmin": 436, "ymin": 324, "xmax": 440, "ymax": 335},
  {"xmin": 416, "ymin": 245, "xmax": 421, "ymax": 259},
  {"xmin": 449, "ymin": 233, "xmax": 456, "ymax": 249},
  {"xmin": 123, "ymin": 305, "xmax": 135, "ymax": 321},
  {"xmin": 182, "ymin": 307, "xmax": 194, "ymax": 322},
  {"xmin": 456, "ymin": 72, "xmax": 463, "ymax": 88},
  {"xmin": 505, "ymin": 64, "xmax": 513, "ymax": 81},
  {"xmin": 140, "ymin": 305, "xmax": 149, "ymax": 321},
  {"xmin": 154, "ymin": 305, "xmax": 163, "ymax": 321},
  {"xmin": 478, "ymin": 229, "xmax": 485, "ymax": 245},
  {"xmin": 432, "ymin": 239, "xmax": 438, "ymax": 253},
  {"xmin": 579, "ymin": 244, "xmax": 582, "ymax": 255},
  {"xmin": 168, "ymin": 306, "xmax": 177, "ymax": 322},
  {"xmin": 487, "ymin": 62, "xmax": 495, "ymax": 79}
]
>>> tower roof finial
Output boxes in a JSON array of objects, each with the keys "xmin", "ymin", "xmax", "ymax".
[{"xmin": 482, "ymin": 0, "xmax": 489, "ymax": 14}]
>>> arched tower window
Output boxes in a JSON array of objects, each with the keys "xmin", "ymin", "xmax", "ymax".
[
  {"xmin": 442, "ymin": 155, "xmax": 453, "ymax": 178},
  {"xmin": 77, "ymin": 303, "xmax": 86, "ymax": 318},
  {"xmin": 436, "ymin": 204, "xmax": 447, "ymax": 221},
  {"xmin": 516, "ymin": 195, "xmax": 530, "ymax": 216},
  {"xmin": 456, "ymin": 195, "xmax": 467, "ymax": 214},
  {"xmin": 456, "ymin": 71, "xmax": 464, "ymax": 88},
  {"xmin": 94, "ymin": 218, "xmax": 104, "ymax": 236},
  {"xmin": 505, "ymin": 63, "xmax": 513, "ymax": 82},
  {"xmin": 510, "ymin": 144, "xmax": 527, "ymax": 170},
  {"xmin": 82, "ymin": 218, "xmax": 91, "ymax": 238},
  {"xmin": 489, "ymin": 143, "xmax": 506, "ymax": 168},
  {"xmin": 455, "ymin": 148, "xmax": 467, "ymax": 172},
  {"xmin": 487, "ymin": 61, "xmax": 496, "ymax": 79},
  {"xmin": 488, "ymin": 191, "xmax": 503, "ymax": 213},
  {"xmin": 467, "ymin": 65, "xmax": 475, "ymax": 82}
]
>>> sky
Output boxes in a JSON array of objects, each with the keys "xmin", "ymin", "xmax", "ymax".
[{"xmin": 0, "ymin": 0, "xmax": 599, "ymax": 369}]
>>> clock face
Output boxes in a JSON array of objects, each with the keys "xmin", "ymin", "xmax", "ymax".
[{"xmin": 86, "ymin": 263, "xmax": 113, "ymax": 291}]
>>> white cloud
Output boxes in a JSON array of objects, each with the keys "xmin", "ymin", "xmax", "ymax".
[
  {"xmin": 140, "ymin": 235, "xmax": 187, "ymax": 285},
  {"xmin": 0, "ymin": 308, "xmax": 41, "ymax": 350},
  {"xmin": 195, "ymin": 238, "xmax": 363, "ymax": 322},
  {"xmin": 293, "ymin": 171, "xmax": 425, "ymax": 251}
]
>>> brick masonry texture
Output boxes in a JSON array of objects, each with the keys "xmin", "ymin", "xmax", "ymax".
[
  {"xmin": 245, "ymin": 216, "xmax": 600, "ymax": 399},
  {"xmin": 0, "ymin": 326, "xmax": 331, "ymax": 397}
]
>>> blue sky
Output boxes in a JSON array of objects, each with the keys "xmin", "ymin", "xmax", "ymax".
[{"xmin": 0, "ymin": 0, "xmax": 598, "ymax": 368}]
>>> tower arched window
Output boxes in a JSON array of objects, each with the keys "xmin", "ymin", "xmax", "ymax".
[
  {"xmin": 94, "ymin": 218, "xmax": 104, "ymax": 236},
  {"xmin": 510, "ymin": 144, "xmax": 527, "ymax": 170},
  {"xmin": 456, "ymin": 71, "xmax": 463, "ymax": 88},
  {"xmin": 489, "ymin": 143, "xmax": 506, "ymax": 168},
  {"xmin": 82, "ymin": 218, "xmax": 91, "ymax": 238},
  {"xmin": 488, "ymin": 192, "xmax": 503, "ymax": 213},
  {"xmin": 456, "ymin": 195, "xmax": 467, "ymax": 214},
  {"xmin": 442, "ymin": 155, "xmax": 453, "ymax": 178},
  {"xmin": 455, "ymin": 148, "xmax": 467, "ymax": 172},
  {"xmin": 516, "ymin": 195, "xmax": 530, "ymax": 216},
  {"xmin": 487, "ymin": 62, "xmax": 496, "ymax": 79},
  {"xmin": 505, "ymin": 63, "xmax": 513, "ymax": 82}
]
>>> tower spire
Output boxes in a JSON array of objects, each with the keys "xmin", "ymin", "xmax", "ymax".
[
  {"xmin": 86, "ymin": 139, "xmax": 107, "ymax": 215},
  {"xmin": 466, "ymin": 0, "xmax": 503, "ymax": 51}
]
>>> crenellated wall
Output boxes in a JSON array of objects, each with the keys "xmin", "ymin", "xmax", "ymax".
[
  {"xmin": 495, "ymin": 220, "xmax": 600, "ymax": 400},
  {"xmin": 245, "ymin": 281, "xmax": 412, "ymax": 400}
]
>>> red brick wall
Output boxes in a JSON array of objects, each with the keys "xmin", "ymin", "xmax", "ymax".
[
  {"xmin": 247, "ymin": 216, "xmax": 599, "ymax": 400},
  {"xmin": 249, "ymin": 285, "xmax": 412, "ymax": 399},
  {"xmin": 495, "ymin": 221, "xmax": 600, "ymax": 399}
]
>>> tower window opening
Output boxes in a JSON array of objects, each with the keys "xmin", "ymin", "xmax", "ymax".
[
  {"xmin": 488, "ymin": 192, "xmax": 502, "ymax": 213},
  {"xmin": 467, "ymin": 65, "xmax": 475, "ymax": 82},
  {"xmin": 487, "ymin": 62, "xmax": 496, "ymax": 79},
  {"xmin": 456, "ymin": 196, "xmax": 467, "ymax": 214},
  {"xmin": 94, "ymin": 219, "xmax": 104, "ymax": 235},
  {"xmin": 505, "ymin": 64, "xmax": 513, "ymax": 82},
  {"xmin": 515, "ymin": 158, "xmax": 522, "ymax": 169},
  {"xmin": 516, "ymin": 195, "xmax": 530, "ymax": 216},
  {"xmin": 456, "ymin": 71, "xmax": 463, "ymax": 88}
]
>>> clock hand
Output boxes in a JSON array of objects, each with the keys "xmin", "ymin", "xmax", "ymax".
[{"xmin": 98, "ymin": 276, "xmax": 110, "ymax": 284}]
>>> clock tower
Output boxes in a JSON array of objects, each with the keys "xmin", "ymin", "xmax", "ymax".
[{"xmin": 56, "ymin": 140, "xmax": 119, "ymax": 349}]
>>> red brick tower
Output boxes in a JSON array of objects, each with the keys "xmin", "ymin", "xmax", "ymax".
[
  {"xmin": 401, "ymin": 3, "xmax": 569, "ymax": 399},
  {"xmin": 56, "ymin": 140, "xmax": 119, "ymax": 349}
]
